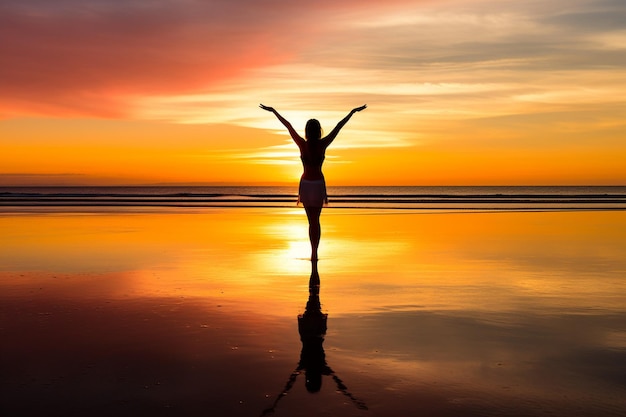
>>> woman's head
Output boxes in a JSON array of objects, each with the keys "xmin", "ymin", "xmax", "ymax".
[{"xmin": 305, "ymin": 119, "xmax": 322, "ymax": 141}]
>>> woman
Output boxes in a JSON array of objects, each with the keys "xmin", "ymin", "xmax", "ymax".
[{"xmin": 260, "ymin": 103, "xmax": 367, "ymax": 260}]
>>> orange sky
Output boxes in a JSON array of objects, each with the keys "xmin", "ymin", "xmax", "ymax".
[{"xmin": 1, "ymin": 0, "xmax": 625, "ymax": 186}]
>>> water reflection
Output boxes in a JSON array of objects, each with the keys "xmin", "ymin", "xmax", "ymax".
[{"xmin": 260, "ymin": 261, "xmax": 368, "ymax": 416}]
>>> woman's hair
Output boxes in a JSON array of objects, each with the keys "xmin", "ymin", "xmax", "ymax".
[{"xmin": 305, "ymin": 119, "xmax": 322, "ymax": 141}]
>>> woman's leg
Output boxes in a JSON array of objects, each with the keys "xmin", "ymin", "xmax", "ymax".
[{"xmin": 304, "ymin": 206, "xmax": 322, "ymax": 260}]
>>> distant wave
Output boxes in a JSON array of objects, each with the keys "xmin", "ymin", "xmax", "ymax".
[{"xmin": 2, "ymin": 186, "xmax": 626, "ymax": 210}]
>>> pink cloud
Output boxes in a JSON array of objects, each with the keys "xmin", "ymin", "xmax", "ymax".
[
  {"xmin": 0, "ymin": 1, "xmax": 304, "ymax": 118},
  {"xmin": 0, "ymin": 0, "xmax": 425, "ymax": 119}
]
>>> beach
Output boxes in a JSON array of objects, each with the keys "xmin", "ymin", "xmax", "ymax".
[
  {"xmin": 1, "ymin": 206, "xmax": 626, "ymax": 416},
  {"xmin": 4, "ymin": 0, "xmax": 626, "ymax": 414}
]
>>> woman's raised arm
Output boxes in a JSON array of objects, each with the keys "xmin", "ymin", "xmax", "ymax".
[
  {"xmin": 260, "ymin": 104, "xmax": 304, "ymax": 144},
  {"xmin": 323, "ymin": 105, "xmax": 367, "ymax": 146}
]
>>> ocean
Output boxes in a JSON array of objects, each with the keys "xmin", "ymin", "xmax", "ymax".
[
  {"xmin": 2, "ymin": 185, "xmax": 626, "ymax": 210},
  {"xmin": 2, "ymin": 185, "xmax": 626, "ymax": 416}
]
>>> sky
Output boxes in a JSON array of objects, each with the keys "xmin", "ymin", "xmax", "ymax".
[{"xmin": 1, "ymin": 0, "xmax": 625, "ymax": 186}]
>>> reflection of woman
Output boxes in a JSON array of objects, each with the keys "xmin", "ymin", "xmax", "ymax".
[
  {"xmin": 259, "ymin": 261, "xmax": 368, "ymax": 416},
  {"xmin": 260, "ymin": 104, "xmax": 367, "ymax": 260}
]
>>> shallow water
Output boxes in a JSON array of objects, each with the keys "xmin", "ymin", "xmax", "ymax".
[{"xmin": 1, "ymin": 208, "xmax": 625, "ymax": 416}]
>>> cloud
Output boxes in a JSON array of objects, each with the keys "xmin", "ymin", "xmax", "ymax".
[
  {"xmin": 0, "ymin": 0, "xmax": 424, "ymax": 119},
  {"xmin": 206, "ymin": 130, "xmax": 412, "ymax": 167},
  {"xmin": 312, "ymin": 0, "xmax": 626, "ymax": 73},
  {"xmin": 0, "ymin": 0, "xmax": 307, "ymax": 117}
]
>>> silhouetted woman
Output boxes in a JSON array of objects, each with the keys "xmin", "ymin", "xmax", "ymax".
[{"xmin": 260, "ymin": 104, "xmax": 367, "ymax": 260}]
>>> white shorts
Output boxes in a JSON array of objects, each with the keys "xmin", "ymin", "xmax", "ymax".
[{"xmin": 298, "ymin": 179, "xmax": 328, "ymax": 207}]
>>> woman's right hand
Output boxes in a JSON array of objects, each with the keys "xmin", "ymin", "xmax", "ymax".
[
  {"xmin": 352, "ymin": 104, "xmax": 367, "ymax": 113},
  {"xmin": 259, "ymin": 104, "xmax": 275, "ymax": 112}
]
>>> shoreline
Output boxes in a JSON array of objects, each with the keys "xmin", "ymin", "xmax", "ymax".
[
  {"xmin": 2, "ymin": 205, "xmax": 626, "ymax": 215},
  {"xmin": 3, "ymin": 185, "xmax": 625, "ymax": 211}
]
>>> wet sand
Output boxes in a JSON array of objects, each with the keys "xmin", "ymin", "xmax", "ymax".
[{"xmin": 1, "ymin": 208, "xmax": 626, "ymax": 416}]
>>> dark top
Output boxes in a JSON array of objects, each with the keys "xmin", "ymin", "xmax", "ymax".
[{"xmin": 299, "ymin": 142, "xmax": 326, "ymax": 181}]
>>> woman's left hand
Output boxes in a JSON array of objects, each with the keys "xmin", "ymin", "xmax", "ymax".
[{"xmin": 259, "ymin": 104, "xmax": 275, "ymax": 112}]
